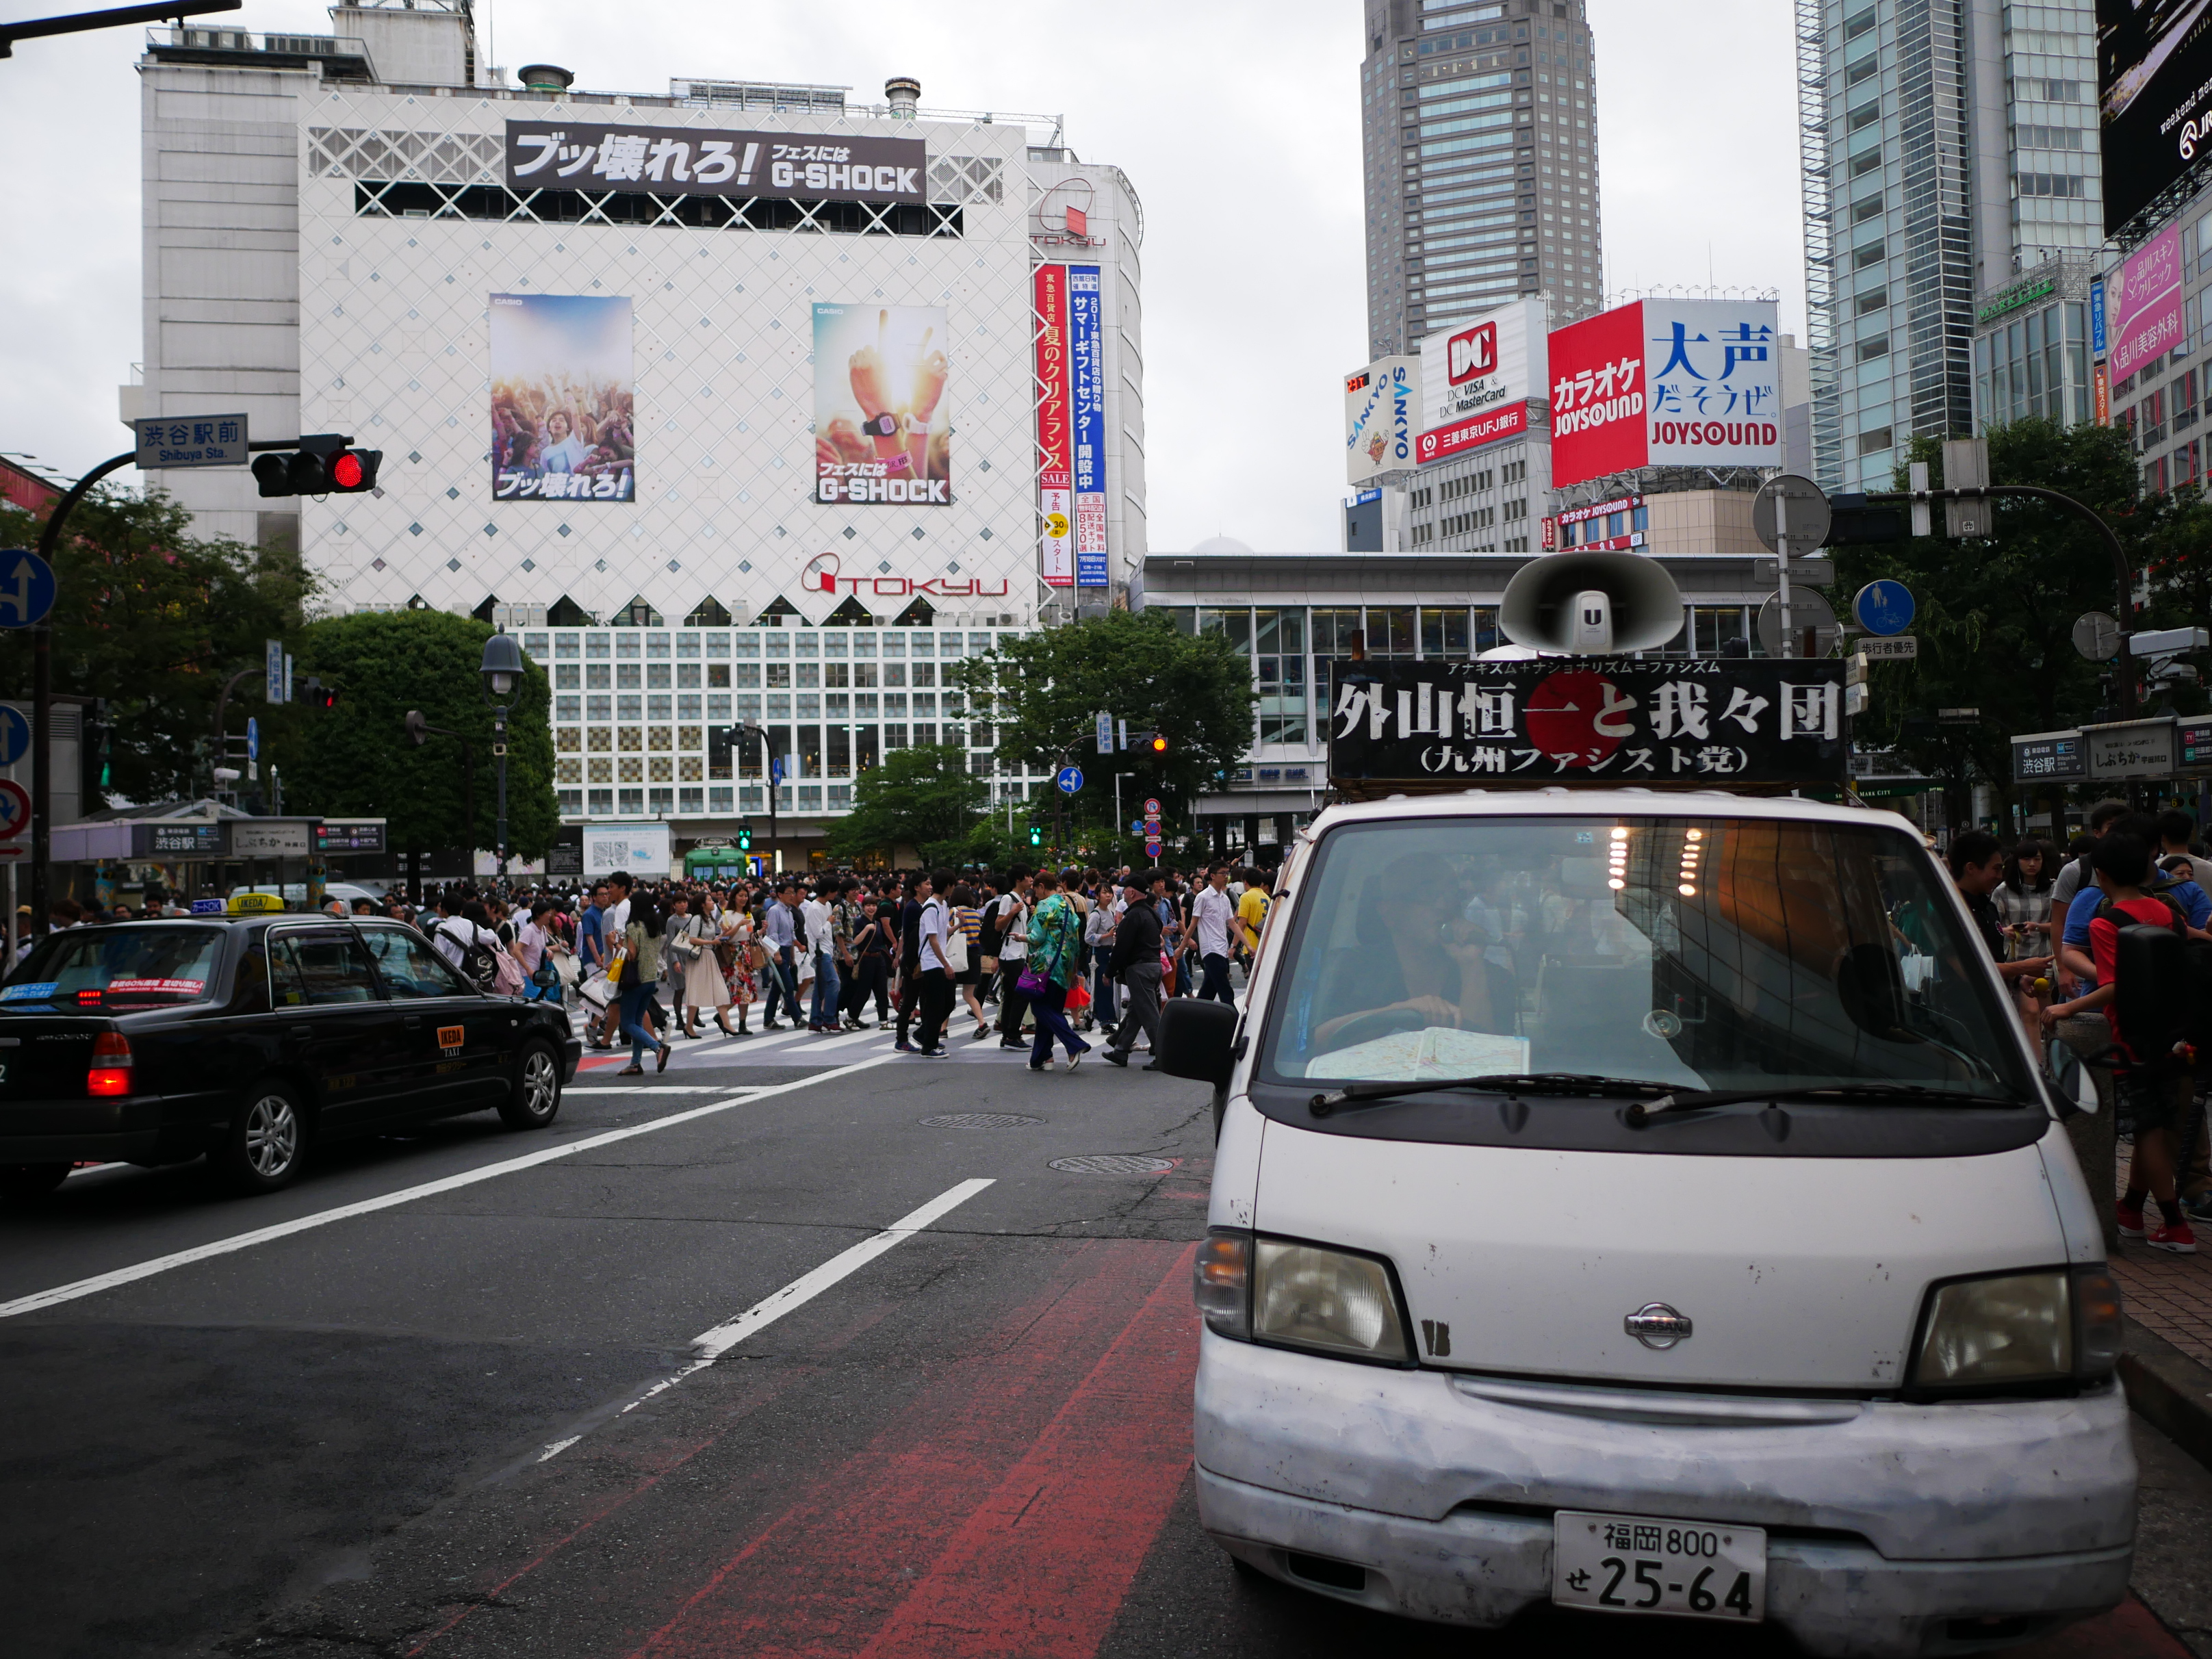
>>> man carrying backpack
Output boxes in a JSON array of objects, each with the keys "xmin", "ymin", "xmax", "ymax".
[{"xmin": 2041, "ymin": 832, "xmax": 2199, "ymax": 1253}]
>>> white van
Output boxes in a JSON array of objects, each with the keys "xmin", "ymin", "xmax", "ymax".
[{"xmin": 1159, "ymin": 789, "xmax": 2131, "ymax": 1656}]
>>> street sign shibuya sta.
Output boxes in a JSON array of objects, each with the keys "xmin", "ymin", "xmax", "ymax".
[{"xmin": 132, "ymin": 413, "xmax": 248, "ymax": 470}]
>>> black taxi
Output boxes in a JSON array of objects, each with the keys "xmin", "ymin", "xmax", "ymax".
[{"xmin": 0, "ymin": 916, "xmax": 581, "ymax": 1198}]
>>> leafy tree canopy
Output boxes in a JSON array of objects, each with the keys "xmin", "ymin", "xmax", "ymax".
[
  {"xmin": 277, "ymin": 610, "xmax": 557, "ymax": 858},
  {"xmin": 825, "ymin": 742, "xmax": 983, "ymax": 865},
  {"xmin": 0, "ymin": 487, "xmax": 311, "ymax": 807},
  {"xmin": 950, "ymin": 611, "xmax": 1257, "ymax": 819}
]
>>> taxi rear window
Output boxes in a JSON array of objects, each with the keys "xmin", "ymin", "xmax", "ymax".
[{"xmin": 3, "ymin": 926, "xmax": 226, "ymax": 1008}]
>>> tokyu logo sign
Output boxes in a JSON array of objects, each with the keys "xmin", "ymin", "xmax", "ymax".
[
  {"xmin": 1448, "ymin": 322, "xmax": 1498, "ymax": 386},
  {"xmin": 801, "ymin": 551, "xmax": 1008, "ymax": 599}
]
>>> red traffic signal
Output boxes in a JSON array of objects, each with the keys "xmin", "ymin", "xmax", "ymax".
[{"xmin": 249, "ymin": 436, "xmax": 379, "ymax": 498}]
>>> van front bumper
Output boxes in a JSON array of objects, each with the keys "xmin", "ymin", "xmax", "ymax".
[{"xmin": 1194, "ymin": 1332, "xmax": 2136, "ymax": 1658}]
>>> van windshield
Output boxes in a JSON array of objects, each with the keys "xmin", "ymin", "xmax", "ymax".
[{"xmin": 1261, "ymin": 816, "xmax": 2035, "ymax": 1103}]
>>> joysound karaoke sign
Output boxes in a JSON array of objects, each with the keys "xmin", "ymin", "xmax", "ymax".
[{"xmin": 1329, "ymin": 659, "xmax": 1847, "ymax": 786}]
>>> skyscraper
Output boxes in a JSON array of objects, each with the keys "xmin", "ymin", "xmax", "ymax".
[
  {"xmin": 1361, "ymin": 0, "xmax": 1606, "ymax": 360},
  {"xmin": 1799, "ymin": 0, "xmax": 2101, "ymax": 490}
]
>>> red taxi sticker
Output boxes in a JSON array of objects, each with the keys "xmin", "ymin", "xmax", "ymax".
[
  {"xmin": 106, "ymin": 977, "xmax": 207, "ymax": 994},
  {"xmin": 437, "ymin": 1025, "xmax": 465, "ymax": 1049}
]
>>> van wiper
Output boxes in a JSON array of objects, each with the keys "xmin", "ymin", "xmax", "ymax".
[
  {"xmin": 1624, "ymin": 1081, "xmax": 2011, "ymax": 1127},
  {"xmin": 1308, "ymin": 1073, "xmax": 1671, "ymax": 1119}
]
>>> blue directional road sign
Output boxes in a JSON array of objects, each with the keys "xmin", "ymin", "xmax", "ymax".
[
  {"xmin": 246, "ymin": 717, "xmax": 260, "ymax": 762},
  {"xmin": 1852, "ymin": 579, "xmax": 1916, "ymax": 636},
  {"xmin": 0, "ymin": 706, "xmax": 29, "ymax": 769},
  {"xmin": 1056, "ymin": 765, "xmax": 1084, "ymax": 795},
  {"xmin": 0, "ymin": 550, "xmax": 57, "ymax": 630}
]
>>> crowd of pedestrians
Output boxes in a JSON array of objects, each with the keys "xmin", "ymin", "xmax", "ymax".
[{"xmin": 1945, "ymin": 803, "xmax": 2212, "ymax": 1253}]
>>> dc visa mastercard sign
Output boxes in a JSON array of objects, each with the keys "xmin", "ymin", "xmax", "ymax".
[
  {"xmin": 1328, "ymin": 658, "xmax": 1846, "ymax": 786},
  {"xmin": 1548, "ymin": 299, "xmax": 1782, "ymax": 490}
]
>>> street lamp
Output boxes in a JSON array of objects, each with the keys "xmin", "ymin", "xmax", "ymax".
[{"xmin": 480, "ymin": 631, "xmax": 524, "ymax": 882}]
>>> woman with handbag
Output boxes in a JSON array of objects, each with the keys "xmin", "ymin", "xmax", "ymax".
[
  {"xmin": 717, "ymin": 893, "xmax": 758, "ymax": 1036},
  {"xmin": 674, "ymin": 893, "xmax": 735, "ymax": 1037},
  {"xmin": 1020, "ymin": 869, "xmax": 1092, "ymax": 1072},
  {"xmin": 615, "ymin": 893, "xmax": 671, "ymax": 1075},
  {"xmin": 949, "ymin": 882, "xmax": 990, "ymax": 1041}
]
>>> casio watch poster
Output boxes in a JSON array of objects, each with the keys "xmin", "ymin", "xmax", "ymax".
[{"xmin": 814, "ymin": 303, "xmax": 951, "ymax": 505}]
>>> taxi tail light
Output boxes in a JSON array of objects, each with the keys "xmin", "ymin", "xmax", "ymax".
[{"xmin": 88, "ymin": 1031, "xmax": 133, "ymax": 1096}]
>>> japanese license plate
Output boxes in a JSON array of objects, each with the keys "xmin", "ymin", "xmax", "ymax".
[{"xmin": 1552, "ymin": 1510, "xmax": 1764, "ymax": 1623}]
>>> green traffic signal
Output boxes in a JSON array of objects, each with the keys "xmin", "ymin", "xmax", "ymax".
[
  {"xmin": 738, "ymin": 825, "xmax": 753, "ymax": 851},
  {"xmin": 1028, "ymin": 826, "xmax": 1042, "ymax": 846}
]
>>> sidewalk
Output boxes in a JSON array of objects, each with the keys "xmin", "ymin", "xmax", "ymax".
[{"xmin": 2111, "ymin": 1139, "xmax": 2212, "ymax": 1370}]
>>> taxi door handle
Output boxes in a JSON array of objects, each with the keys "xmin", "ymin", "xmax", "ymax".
[
  {"xmin": 402, "ymin": 1016, "xmax": 423, "ymax": 1028},
  {"xmin": 290, "ymin": 1025, "xmax": 313, "ymax": 1037}
]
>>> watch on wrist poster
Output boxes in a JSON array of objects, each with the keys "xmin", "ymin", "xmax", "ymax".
[
  {"xmin": 490, "ymin": 293, "xmax": 636, "ymax": 502},
  {"xmin": 814, "ymin": 303, "xmax": 952, "ymax": 505}
]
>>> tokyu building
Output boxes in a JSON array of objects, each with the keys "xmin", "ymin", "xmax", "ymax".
[{"xmin": 133, "ymin": 3, "xmax": 1144, "ymax": 848}]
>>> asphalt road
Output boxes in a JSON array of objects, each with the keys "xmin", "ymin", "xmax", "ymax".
[{"xmin": 0, "ymin": 1018, "xmax": 2206, "ymax": 1659}]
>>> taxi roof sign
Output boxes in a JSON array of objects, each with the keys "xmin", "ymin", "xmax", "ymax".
[{"xmin": 227, "ymin": 890, "xmax": 287, "ymax": 914}]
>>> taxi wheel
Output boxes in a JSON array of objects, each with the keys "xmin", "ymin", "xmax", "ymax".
[
  {"xmin": 0, "ymin": 1163, "xmax": 70, "ymax": 1200},
  {"xmin": 498, "ymin": 1040, "xmax": 563, "ymax": 1131},
  {"xmin": 216, "ymin": 1083, "xmax": 307, "ymax": 1194}
]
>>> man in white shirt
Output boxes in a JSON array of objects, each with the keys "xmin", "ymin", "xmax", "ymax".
[
  {"xmin": 1192, "ymin": 864, "xmax": 1237, "ymax": 1005},
  {"xmin": 992, "ymin": 871, "xmax": 1034, "ymax": 1050},
  {"xmin": 800, "ymin": 883, "xmax": 839, "ymax": 1032},
  {"xmin": 908, "ymin": 869, "xmax": 955, "ymax": 1057}
]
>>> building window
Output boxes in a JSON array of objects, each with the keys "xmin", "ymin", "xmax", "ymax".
[
  {"xmin": 618, "ymin": 788, "xmax": 645, "ymax": 814},
  {"xmin": 1859, "ymin": 426, "xmax": 1893, "ymax": 456},
  {"xmin": 1857, "ymin": 333, "xmax": 1890, "ymax": 361},
  {"xmin": 1853, "ymin": 240, "xmax": 1886, "ymax": 269}
]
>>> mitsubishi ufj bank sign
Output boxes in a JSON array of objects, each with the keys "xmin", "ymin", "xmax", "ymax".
[
  {"xmin": 1415, "ymin": 298, "xmax": 1546, "ymax": 465},
  {"xmin": 1547, "ymin": 298, "xmax": 1782, "ymax": 491}
]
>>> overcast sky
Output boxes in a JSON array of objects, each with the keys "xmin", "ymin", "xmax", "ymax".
[{"xmin": 0, "ymin": 0, "xmax": 1803, "ymax": 554}]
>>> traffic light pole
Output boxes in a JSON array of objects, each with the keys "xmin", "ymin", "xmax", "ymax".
[
  {"xmin": 1871, "ymin": 484, "xmax": 2138, "ymax": 716},
  {"xmin": 30, "ymin": 448, "xmax": 136, "ymax": 942}
]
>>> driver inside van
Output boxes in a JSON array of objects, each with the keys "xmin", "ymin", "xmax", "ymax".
[{"xmin": 1311, "ymin": 856, "xmax": 1516, "ymax": 1051}]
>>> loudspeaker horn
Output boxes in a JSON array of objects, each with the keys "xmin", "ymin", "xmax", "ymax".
[{"xmin": 1498, "ymin": 550, "xmax": 1684, "ymax": 656}]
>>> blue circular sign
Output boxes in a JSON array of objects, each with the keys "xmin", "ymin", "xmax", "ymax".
[
  {"xmin": 1852, "ymin": 579, "xmax": 1916, "ymax": 636},
  {"xmin": 0, "ymin": 550, "xmax": 57, "ymax": 630},
  {"xmin": 1056, "ymin": 765, "xmax": 1084, "ymax": 795},
  {"xmin": 246, "ymin": 717, "xmax": 260, "ymax": 761},
  {"xmin": 0, "ymin": 705, "xmax": 29, "ymax": 769}
]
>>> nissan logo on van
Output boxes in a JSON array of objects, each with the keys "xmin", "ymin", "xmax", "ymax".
[{"xmin": 1625, "ymin": 1302, "xmax": 1693, "ymax": 1350}]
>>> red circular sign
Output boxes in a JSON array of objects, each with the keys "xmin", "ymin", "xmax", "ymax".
[
  {"xmin": 0, "ymin": 779, "xmax": 29, "ymax": 840},
  {"xmin": 1521, "ymin": 669, "xmax": 1632, "ymax": 769}
]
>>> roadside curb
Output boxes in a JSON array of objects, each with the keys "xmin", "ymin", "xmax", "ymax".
[{"xmin": 2121, "ymin": 1315, "xmax": 2212, "ymax": 1477}]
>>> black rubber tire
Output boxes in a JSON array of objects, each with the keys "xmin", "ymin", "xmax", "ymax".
[
  {"xmin": 498, "ymin": 1040, "xmax": 563, "ymax": 1131},
  {"xmin": 0, "ymin": 1163, "xmax": 70, "ymax": 1200},
  {"xmin": 215, "ymin": 1081, "xmax": 308, "ymax": 1194}
]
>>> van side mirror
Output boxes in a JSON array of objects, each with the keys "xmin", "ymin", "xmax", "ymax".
[
  {"xmin": 1157, "ymin": 999, "xmax": 1239, "ymax": 1088},
  {"xmin": 2044, "ymin": 1038, "xmax": 2099, "ymax": 1120}
]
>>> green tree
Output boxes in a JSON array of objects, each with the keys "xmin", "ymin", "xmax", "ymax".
[
  {"xmin": 825, "ymin": 743, "xmax": 985, "ymax": 865},
  {"xmin": 950, "ymin": 612, "xmax": 1256, "ymax": 841},
  {"xmin": 1837, "ymin": 417, "xmax": 2165, "ymax": 821},
  {"xmin": 0, "ymin": 487, "xmax": 312, "ymax": 806},
  {"xmin": 277, "ymin": 610, "xmax": 557, "ymax": 860}
]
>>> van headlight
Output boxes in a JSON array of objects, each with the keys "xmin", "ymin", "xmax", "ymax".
[
  {"xmin": 1195, "ymin": 1230, "xmax": 1413, "ymax": 1364},
  {"xmin": 1910, "ymin": 1265, "xmax": 2122, "ymax": 1391}
]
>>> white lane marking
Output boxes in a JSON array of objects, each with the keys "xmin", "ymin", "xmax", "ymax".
[
  {"xmin": 566, "ymin": 1085, "xmax": 755, "ymax": 1095},
  {"xmin": 600, "ymin": 1177, "xmax": 996, "ymax": 1435},
  {"xmin": 798, "ymin": 1028, "xmax": 888, "ymax": 1053},
  {"xmin": 537, "ymin": 1435, "xmax": 582, "ymax": 1463},
  {"xmin": 0, "ymin": 1052, "xmax": 905, "ymax": 1321}
]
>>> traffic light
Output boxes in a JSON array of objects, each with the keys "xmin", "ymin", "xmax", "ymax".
[
  {"xmin": 738, "ymin": 824, "xmax": 752, "ymax": 852},
  {"xmin": 1028, "ymin": 825, "xmax": 1043, "ymax": 847},
  {"xmin": 1823, "ymin": 493, "xmax": 1907, "ymax": 545},
  {"xmin": 252, "ymin": 434, "xmax": 382, "ymax": 498},
  {"xmin": 301, "ymin": 676, "xmax": 339, "ymax": 709},
  {"xmin": 1127, "ymin": 728, "xmax": 1169, "ymax": 756}
]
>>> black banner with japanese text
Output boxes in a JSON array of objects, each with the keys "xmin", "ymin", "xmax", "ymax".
[
  {"xmin": 505, "ymin": 122, "xmax": 927, "ymax": 203},
  {"xmin": 1328, "ymin": 658, "xmax": 1848, "ymax": 786}
]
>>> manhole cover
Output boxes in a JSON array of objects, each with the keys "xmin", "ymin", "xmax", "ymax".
[
  {"xmin": 1049, "ymin": 1154, "xmax": 1177, "ymax": 1176},
  {"xmin": 918, "ymin": 1113, "xmax": 1042, "ymax": 1129}
]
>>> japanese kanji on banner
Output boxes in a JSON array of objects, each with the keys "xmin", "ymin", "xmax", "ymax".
[
  {"xmin": 1328, "ymin": 658, "xmax": 1847, "ymax": 786},
  {"xmin": 1547, "ymin": 298, "xmax": 1782, "ymax": 490},
  {"xmin": 490, "ymin": 294, "xmax": 635, "ymax": 503},
  {"xmin": 504, "ymin": 123, "xmax": 925, "ymax": 205}
]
